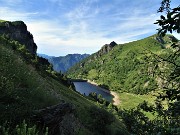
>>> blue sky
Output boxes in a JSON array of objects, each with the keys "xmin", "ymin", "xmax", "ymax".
[{"xmin": 0, "ymin": 0, "xmax": 179, "ymax": 56}]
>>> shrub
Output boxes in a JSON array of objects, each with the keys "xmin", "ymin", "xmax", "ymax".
[{"xmin": 0, "ymin": 120, "xmax": 48, "ymax": 135}]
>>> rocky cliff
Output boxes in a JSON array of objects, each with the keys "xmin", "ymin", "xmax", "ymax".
[
  {"xmin": 0, "ymin": 21, "xmax": 37, "ymax": 54},
  {"xmin": 97, "ymin": 41, "xmax": 117, "ymax": 57}
]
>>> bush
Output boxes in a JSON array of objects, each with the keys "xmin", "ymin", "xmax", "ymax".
[
  {"xmin": 0, "ymin": 120, "xmax": 48, "ymax": 135},
  {"xmin": 88, "ymin": 106, "xmax": 115, "ymax": 135}
]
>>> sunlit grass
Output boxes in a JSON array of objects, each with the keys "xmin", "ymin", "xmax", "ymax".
[
  {"xmin": 118, "ymin": 92, "xmax": 156, "ymax": 109},
  {"xmin": 0, "ymin": 20, "xmax": 6, "ymax": 22}
]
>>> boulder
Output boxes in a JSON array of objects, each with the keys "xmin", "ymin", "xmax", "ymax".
[{"xmin": 33, "ymin": 102, "xmax": 81, "ymax": 135}]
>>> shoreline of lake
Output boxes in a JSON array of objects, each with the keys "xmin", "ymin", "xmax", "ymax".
[
  {"xmin": 110, "ymin": 91, "xmax": 120, "ymax": 106},
  {"xmin": 87, "ymin": 80, "xmax": 110, "ymax": 93},
  {"xmin": 87, "ymin": 80, "xmax": 120, "ymax": 105}
]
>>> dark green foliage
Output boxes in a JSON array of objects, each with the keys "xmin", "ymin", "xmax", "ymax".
[
  {"xmin": 119, "ymin": 42, "xmax": 180, "ymax": 134},
  {"xmin": 88, "ymin": 106, "xmax": 115, "ymax": 135},
  {"xmin": 0, "ymin": 35, "xmax": 70, "ymax": 86},
  {"xmin": 155, "ymin": 0, "xmax": 180, "ymax": 35},
  {"xmin": 0, "ymin": 31, "xmax": 129, "ymax": 135},
  {"xmin": 0, "ymin": 35, "xmax": 74, "ymax": 127},
  {"xmin": 67, "ymin": 35, "xmax": 176, "ymax": 94},
  {"xmin": 88, "ymin": 92, "xmax": 111, "ymax": 107},
  {"xmin": 119, "ymin": 98, "xmax": 180, "ymax": 135},
  {"xmin": 0, "ymin": 21, "xmax": 25, "ymax": 27},
  {"xmin": 0, "ymin": 43, "xmax": 59, "ymax": 124},
  {"xmin": 0, "ymin": 20, "xmax": 129, "ymax": 135},
  {"xmin": 89, "ymin": 92, "xmax": 98, "ymax": 100},
  {"xmin": 118, "ymin": 2, "xmax": 180, "ymax": 133},
  {"xmin": 119, "ymin": 108, "xmax": 151, "ymax": 134},
  {"xmin": 0, "ymin": 120, "xmax": 48, "ymax": 135},
  {"xmin": 12, "ymin": 21, "xmax": 25, "ymax": 26}
]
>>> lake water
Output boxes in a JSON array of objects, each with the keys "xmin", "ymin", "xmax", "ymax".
[{"xmin": 73, "ymin": 82, "xmax": 113, "ymax": 102}]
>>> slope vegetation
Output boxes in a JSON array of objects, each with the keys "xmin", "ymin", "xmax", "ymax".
[
  {"xmin": 0, "ymin": 21, "xmax": 128, "ymax": 135},
  {"xmin": 67, "ymin": 35, "xmax": 178, "ymax": 94}
]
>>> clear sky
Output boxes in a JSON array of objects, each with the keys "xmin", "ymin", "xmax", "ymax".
[{"xmin": 0, "ymin": 0, "xmax": 179, "ymax": 56}]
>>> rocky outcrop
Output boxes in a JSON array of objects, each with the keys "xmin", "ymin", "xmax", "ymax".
[
  {"xmin": 155, "ymin": 36, "xmax": 165, "ymax": 44},
  {"xmin": 97, "ymin": 41, "xmax": 117, "ymax": 57},
  {"xmin": 33, "ymin": 102, "xmax": 81, "ymax": 135},
  {"xmin": 0, "ymin": 21, "xmax": 37, "ymax": 55},
  {"xmin": 155, "ymin": 35, "xmax": 179, "ymax": 47},
  {"xmin": 77, "ymin": 41, "xmax": 117, "ymax": 68},
  {"xmin": 167, "ymin": 35, "xmax": 179, "ymax": 42}
]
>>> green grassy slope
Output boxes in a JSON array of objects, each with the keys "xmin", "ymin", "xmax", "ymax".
[
  {"xmin": 0, "ymin": 32, "xmax": 129, "ymax": 134},
  {"xmin": 67, "ymin": 34, "xmax": 178, "ymax": 95},
  {"xmin": 0, "ymin": 42, "xmax": 59, "ymax": 120},
  {"xmin": 118, "ymin": 92, "xmax": 155, "ymax": 109},
  {"xmin": 0, "ymin": 20, "xmax": 6, "ymax": 22}
]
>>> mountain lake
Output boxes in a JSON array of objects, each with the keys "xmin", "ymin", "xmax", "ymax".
[{"xmin": 73, "ymin": 81, "xmax": 114, "ymax": 102}]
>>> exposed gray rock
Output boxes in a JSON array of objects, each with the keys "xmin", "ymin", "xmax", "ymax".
[
  {"xmin": 167, "ymin": 35, "xmax": 179, "ymax": 42},
  {"xmin": 0, "ymin": 21, "xmax": 37, "ymax": 55},
  {"xmin": 97, "ymin": 41, "xmax": 117, "ymax": 57},
  {"xmin": 33, "ymin": 102, "xmax": 81, "ymax": 135},
  {"xmin": 155, "ymin": 36, "xmax": 165, "ymax": 44}
]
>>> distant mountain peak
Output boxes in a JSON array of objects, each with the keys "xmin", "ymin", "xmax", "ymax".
[
  {"xmin": 39, "ymin": 53, "xmax": 90, "ymax": 73},
  {"xmin": 67, "ymin": 34, "xmax": 177, "ymax": 95},
  {"xmin": 97, "ymin": 41, "xmax": 117, "ymax": 57},
  {"xmin": 110, "ymin": 41, "xmax": 117, "ymax": 46}
]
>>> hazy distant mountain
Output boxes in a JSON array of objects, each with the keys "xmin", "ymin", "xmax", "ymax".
[
  {"xmin": 38, "ymin": 53, "xmax": 90, "ymax": 73},
  {"xmin": 38, "ymin": 53, "xmax": 55, "ymax": 59}
]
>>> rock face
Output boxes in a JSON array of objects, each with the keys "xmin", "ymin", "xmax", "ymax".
[
  {"xmin": 97, "ymin": 41, "xmax": 117, "ymax": 57},
  {"xmin": 73, "ymin": 41, "xmax": 117, "ymax": 69},
  {"xmin": 155, "ymin": 36, "xmax": 165, "ymax": 44},
  {"xmin": 155, "ymin": 35, "xmax": 179, "ymax": 44},
  {"xmin": 0, "ymin": 21, "xmax": 37, "ymax": 55},
  {"xmin": 33, "ymin": 102, "xmax": 81, "ymax": 135}
]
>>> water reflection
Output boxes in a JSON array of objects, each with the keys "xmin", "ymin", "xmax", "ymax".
[{"xmin": 73, "ymin": 82, "xmax": 113, "ymax": 102}]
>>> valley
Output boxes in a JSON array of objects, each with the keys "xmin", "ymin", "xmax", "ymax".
[
  {"xmin": 67, "ymin": 34, "xmax": 178, "ymax": 109},
  {"xmin": 0, "ymin": 1, "xmax": 179, "ymax": 134},
  {"xmin": 0, "ymin": 20, "xmax": 130, "ymax": 135}
]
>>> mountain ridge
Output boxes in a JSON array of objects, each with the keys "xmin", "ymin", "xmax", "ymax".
[
  {"xmin": 39, "ymin": 53, "xmax": 90, "ymax": 73},
  {"xmin": 0, "ymin": 20, "xmax": 128, "ymax": 135},
  {"xmin": 67, "ymin": 34, "xmax": 179, "ymax": 94}
]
